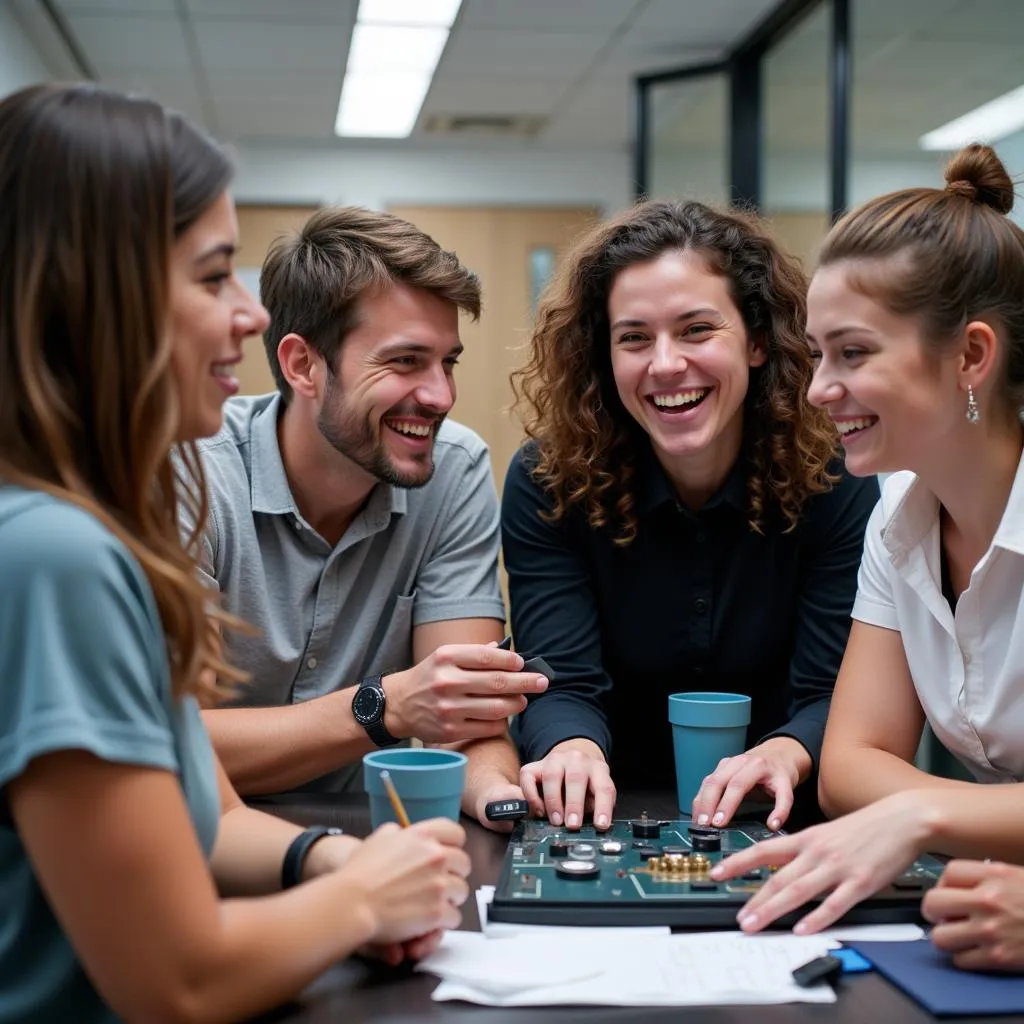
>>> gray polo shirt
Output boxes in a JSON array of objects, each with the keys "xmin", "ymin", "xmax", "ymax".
[{"xmin": 183, "ymin": 393, "xmax": 506, "ymax": 792}]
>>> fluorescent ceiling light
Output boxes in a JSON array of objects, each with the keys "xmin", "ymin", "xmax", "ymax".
[
  {"xmin": 336, "ymin": 72, "xmax": 432, "ymax": 137},
  {"xmin": 920, "ymin": 84, "xmax": 1024, "ymax": 151},
  {"xmin": 335, "ymin": 0, "xmax": 462, "ymax": 138},
  {"xmin": 346, "ymin": 24, "xmax": 449, "ymax": 74},
  {"xmin": 358, "ymin": 0, "xmax": 463, "ymax": 27}
]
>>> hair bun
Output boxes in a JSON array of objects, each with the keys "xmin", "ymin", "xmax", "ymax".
[
  {"xmin": 946, "ymin": 179, "xmax": 977, "ymax": 201},
  {"xmin": 944, "ymin": 143, "xmax": 1015, "ymax": 214}
]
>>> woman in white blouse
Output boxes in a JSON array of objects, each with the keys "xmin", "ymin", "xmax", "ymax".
[{"xmin": 714, "ymin": 142, "xmax": 1024, "ymax": 970}]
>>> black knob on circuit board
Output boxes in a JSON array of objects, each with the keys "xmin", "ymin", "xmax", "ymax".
[{"xmin": 631, "ymin": 812, "xmax": 661, "ymax": 840}]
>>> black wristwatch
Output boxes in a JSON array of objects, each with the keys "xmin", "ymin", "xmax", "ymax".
[
  {"xmin": 352, "ymin": 672, "xmax": 401, "ymax": 747},
  {"xmin": 281, "ymin": 826, "xmax": 344, "ymax": 889}
]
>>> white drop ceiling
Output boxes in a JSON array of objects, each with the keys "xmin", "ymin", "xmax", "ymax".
[
  {"xmin": 21, "ymin": 0, "xmax": 776, "ymax": 147},
  {"xmin": 11, "ymin": 0, "xmax": 1024, "ymax": 161}
]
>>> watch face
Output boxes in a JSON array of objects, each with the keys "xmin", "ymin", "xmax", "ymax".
[{"xmin": 353, "ymin": 685, "xmax": 385, "ymax": 725}]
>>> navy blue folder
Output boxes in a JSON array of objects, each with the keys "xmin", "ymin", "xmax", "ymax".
[{"xmin": 849, "ymin": 939, "xmax": 1024, "ymax": 1017}]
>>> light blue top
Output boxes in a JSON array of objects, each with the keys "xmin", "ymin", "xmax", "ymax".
[{"xmin": 0, "ymin": 488, "xmax": 220, "ymax": 1023}]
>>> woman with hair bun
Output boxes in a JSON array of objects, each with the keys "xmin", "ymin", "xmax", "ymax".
[
  {"xmin": 502, "ymin": 200, "xmax": 878, "ymax": 834},
  {"xmin": 715, "ymin": 145, "xmax": 1024, "ymax": 961}
]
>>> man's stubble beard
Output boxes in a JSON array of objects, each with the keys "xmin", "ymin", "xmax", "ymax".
[{"xmin": 316, "ymin": 373, "xmax": 442, "ymax": 489}]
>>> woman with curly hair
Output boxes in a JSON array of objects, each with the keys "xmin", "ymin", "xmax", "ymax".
[
  {"xmin": 503, "ymin": 199, "xmax": 879, "ymax": 834},
  {"xmin": 0, "ymin": 83, "xmax": 468, "ymax": 1022}
]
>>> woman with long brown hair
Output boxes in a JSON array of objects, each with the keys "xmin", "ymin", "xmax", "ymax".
[
  {"xmin": 714, "ymin": 146, "xmax": 1024, "ymax": 961},
  {"xmin": 504, "ymin": 199, "xmax": 878, "ymax": 833},
  {"xmin": 0, "ymin": 83, "xmax": 468, "ymax": 1023}
]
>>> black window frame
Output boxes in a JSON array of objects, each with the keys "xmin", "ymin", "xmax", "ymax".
[{"xmin": 633, "ymin": 0, "xmax": 851, "ymax": 221}]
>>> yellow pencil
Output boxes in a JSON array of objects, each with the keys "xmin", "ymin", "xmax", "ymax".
[{"xmin": 379, "ymin": 770, "xmax": 411, "ymax": 827}]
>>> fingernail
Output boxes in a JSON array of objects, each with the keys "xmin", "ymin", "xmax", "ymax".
[
  {"xmin": 536, "ymin": 676, "xmax": 548, "ymax": 687},
  {"xmin": 567, "ymin": 813, "xmax": 579, "ymax": 827},
  {"xmin": 712, "ymin": 813, "xmax": 724, "ymax": 825},
  {"xmin": 711, "ymin": 865, "xmax": 724, "ymax": 879},
  {"xmin": 698, "ymin": 814, "xmax": 709, "ymax": 825},
  {"xmin": 769, "ymin": 817, "xmax": 780, "ymax": 830},
  {"xmin": 738, "ymin": 913, "xmax": 756, "ymax": 930},
  {"xmin": 793, "ymin": 921, "xmax": 809, "ymax": 935},
  {"xmin": 597, "ymin": 814, "xmax": 609, "ymax": 828},
  {"xmin": 551, "ymin": 813, "xmax": 562, "ymax": 826}
]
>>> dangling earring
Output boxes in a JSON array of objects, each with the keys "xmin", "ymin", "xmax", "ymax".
[{"xmin": 966, "ymin": 385, "xmax": 980, "ymax": 424}]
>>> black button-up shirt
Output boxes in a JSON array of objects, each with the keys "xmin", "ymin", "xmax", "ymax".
[{"xmin": 502, "ymin": 443, "xmax": 879, "ymax": 791}]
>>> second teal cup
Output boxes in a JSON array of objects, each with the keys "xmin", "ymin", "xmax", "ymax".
[
  {"xmin": 669, "ymin": 692, "xmax": 751, "ymax": 814},
  {"xmin": 363, "ymin": 748, "xmax": 467, "ymax": 828}
]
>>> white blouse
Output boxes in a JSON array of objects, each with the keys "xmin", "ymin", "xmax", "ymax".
[{"xmin": 852, "ymin": 452, "xmax": 1024, "ymax": 783}]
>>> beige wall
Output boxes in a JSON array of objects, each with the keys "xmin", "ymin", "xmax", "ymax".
[
  {"xmin": 764, "ymin": 210, "xmax": 831, "ymax": 273},
  {"xmin": 235, "ymin": 204, "xmax": 319, "ymax": 396}
]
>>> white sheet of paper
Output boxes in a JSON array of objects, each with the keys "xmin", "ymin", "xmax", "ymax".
[
  {"xmin": 815, "ymin": 922, "xmax": 924, "ymax": 942},
  {"xmin": 420, "ymin": 931, "xmax": 606, "ymax": 995},
  {"xmin": 426, "ymin": 885, "xmax": 926, "ymax": 1006},
  {"xmin": 419, "ymin": 929, "xmax": 839, "ymax": 1006}
]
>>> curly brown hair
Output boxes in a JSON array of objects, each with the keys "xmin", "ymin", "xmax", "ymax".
[{"xmin": 511, "ymin": 199, "xmax": 838, "ymax": 544}]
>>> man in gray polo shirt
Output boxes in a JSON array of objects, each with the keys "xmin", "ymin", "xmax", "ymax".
[{"xmin": 182, "ymin": 207, "xmax": 543, "ymax": 828}]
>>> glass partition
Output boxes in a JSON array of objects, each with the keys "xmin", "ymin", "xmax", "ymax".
[
  {"xmin": 851, "ymin": 0, "xmax": 1024, "ymax": 214},
  {"xmin": 647, "ymin": 72, "xmax": 729, "ymax": 205},
  {"xmin": 763, "ymin": 2, "xmax": 831, "ymax": 269}
]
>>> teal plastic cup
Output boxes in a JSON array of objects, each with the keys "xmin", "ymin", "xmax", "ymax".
[
  {"xmin": 669, "ymin": 692, "xmax": 751, "ymax": 814},
  {"xmin": 363, "ymin": 748, "xmax": 467, "ymax": 827}
]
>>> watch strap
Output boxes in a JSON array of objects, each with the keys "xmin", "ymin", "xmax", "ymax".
[{"xmin": 281, "ymin": 826, "xmax": 343, "ymax": 889}]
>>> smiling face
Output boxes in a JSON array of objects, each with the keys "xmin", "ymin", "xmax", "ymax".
[
  {"xmin": 169, "ymin": 191, "xmax": 268, "ymax": 441},
  {"xmin": 806, "ymin": 261, "xmax": 964, "ymax": 476},
  {"xmin": 608, "ymin": 249, "xmax": 766, "ymax": 489},
  {"xmin": 316, "ymin": 281, "xmax": 461, "ymax": 489}
]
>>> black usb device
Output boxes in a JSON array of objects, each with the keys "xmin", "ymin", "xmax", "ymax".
[
  {"xmin": 485, "ymin": 799, "xmax": 530, "ymax": 822},
  {"xmin": 499, "ymin": 635, "xmax": 555, "ymax": 681},
  {"xmin": 792, "ymin": 954, "xmax": 843, "ymax": 988}
]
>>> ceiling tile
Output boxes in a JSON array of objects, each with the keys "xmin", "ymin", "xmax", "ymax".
[
  {"xmin": 185, "ymin": 0, "xmax": 355, "ymax": 18},
  {"xmin": 457, "ymin": 0, "xmax": 632, "ymax": 31},
  {"xmin": 85, "ymin": 67, "xmax": 208, "ymax": 126},
  {"xmin": 439, "ymin": 28, "xmax": 609, "ymax": 79},
  {"xmin": 422, "ymin": 76, "xmax": 567, "ymax": 116},
  {"xmin": 635, "ymin": 0, "xmax": 776, "ymax": 42},
  {"xmin": 66, "ymin": 12, "xmax": 191, "ymax": 71},
  {"xmin": 56, "ymin": 0, "xmax": 175, "ymax": 12},
  {"xmin": 205, "ymin": 69, "xmax": 342, "ymax": 103},
  {"xmin": 215, "ymin": 101, "xmax": 335, "ymax": 142},
  {"xmin": 195, "ymin": 19, "xmax": 351, "ymax": 71}
]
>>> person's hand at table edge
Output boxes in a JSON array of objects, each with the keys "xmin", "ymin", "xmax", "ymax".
[
  {"xmin": 710, "ymin": 790, "xmax": 936, "ymax": 933},
  {"xmin": 520, "ymin": 738, "xmax": 616, "ymax": 830},
  {"xmin": 691, "ymin": 736, "xmax": 812, "ymax": 831}
]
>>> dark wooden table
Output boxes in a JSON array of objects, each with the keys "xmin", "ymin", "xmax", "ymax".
[{"xmin": 248, "ymin": 791, "xmax": 1023, "ymax": 1023}]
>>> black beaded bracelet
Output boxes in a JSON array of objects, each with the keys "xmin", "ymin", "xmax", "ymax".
[{"xmin": 281, "ymin": 826, "xmax": 344, "ymax": 890}]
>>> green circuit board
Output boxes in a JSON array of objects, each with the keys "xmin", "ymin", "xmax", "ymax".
[{"xmin": 488, "ymin": 817, "xmax": 944, "ymax": 929}]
